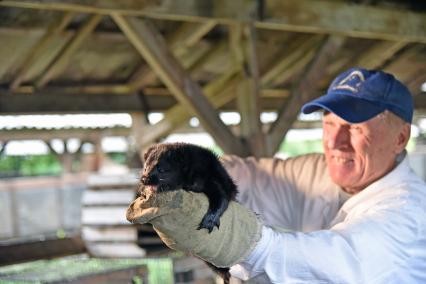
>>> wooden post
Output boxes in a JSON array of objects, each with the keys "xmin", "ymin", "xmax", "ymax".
[{"xmin": 231, "ymin": 24, "xmax": 265, "ymax": 157}]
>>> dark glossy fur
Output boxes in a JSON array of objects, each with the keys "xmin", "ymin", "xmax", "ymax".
[{"xmin": 140, "ymin": 142, "xmax": 237, "ymax": 283}]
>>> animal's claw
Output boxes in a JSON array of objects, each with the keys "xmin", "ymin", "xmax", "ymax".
[{"xmin": 198, "ymin": 214, "xmax": 220, "ymax": 233}]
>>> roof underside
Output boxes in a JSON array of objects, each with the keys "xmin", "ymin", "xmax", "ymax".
[{"xmin": 0, "ymin": 0, "xmax": 425, "ymax": 155}]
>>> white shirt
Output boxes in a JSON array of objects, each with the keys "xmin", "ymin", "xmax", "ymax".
[{"xmin": 222, "ymin": 153, "xmax": 426, "ymax": 283}]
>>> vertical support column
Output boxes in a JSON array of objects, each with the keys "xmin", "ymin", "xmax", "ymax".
[{"xmin": 230, "ymin": 24, "xmax": 265, "ymax": 157}]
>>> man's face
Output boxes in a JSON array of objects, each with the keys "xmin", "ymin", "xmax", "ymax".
[{"xmin": 322, "ymin": 112, "xmax": 408, "ymax": 194}]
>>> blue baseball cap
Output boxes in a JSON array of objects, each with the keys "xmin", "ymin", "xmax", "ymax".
[{"xmin": 301, "ymin": 67, "xmax": 413, "ymax": 123}]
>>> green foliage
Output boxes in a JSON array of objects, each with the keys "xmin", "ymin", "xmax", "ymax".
[
  {"xmin": 0, "ymin": 256, "xmax": 174, "ymax": 284},
  {"xmin": 0, "ymin": 154, "xmax": 61, "ymax": 178},
  {"xmin": 107, "ymin": 152, "xmax": 128, "ymax": 164},
  {"xmin": 279, "ymin": 139, "xmax": 324, "ymax": 157}
]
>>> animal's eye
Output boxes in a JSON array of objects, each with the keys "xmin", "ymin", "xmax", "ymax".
[{"xmin": 157, "ymin": 166, "xmax": 167, "ymax": 173}]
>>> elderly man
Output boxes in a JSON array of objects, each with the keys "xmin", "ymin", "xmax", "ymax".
[{"xmin": 127, "ymin": 68, "xmax": 426, "ymax": 283}]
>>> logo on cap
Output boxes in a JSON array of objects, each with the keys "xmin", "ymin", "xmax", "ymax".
[{"xmin": 332, "ymin": 70, "xmax": 365, "ymax": 93}]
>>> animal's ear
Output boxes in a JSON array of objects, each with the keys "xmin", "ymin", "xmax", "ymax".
[{"xmin": 143, "ymin": 144, "xmax": 156, "ymax": 162}]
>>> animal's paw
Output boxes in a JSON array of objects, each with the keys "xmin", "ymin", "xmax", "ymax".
[{"xmin": 197, "ymin": 214, "xmax": 220, "ymax": 233}]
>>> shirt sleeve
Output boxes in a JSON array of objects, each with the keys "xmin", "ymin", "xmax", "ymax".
[
  {"xmin": 221, "ymin": 154, "xmax": 341, "ymax": 231},
  {"xmin": 232, "ymin": 194, "xmax": 423, "ymax": 283}
]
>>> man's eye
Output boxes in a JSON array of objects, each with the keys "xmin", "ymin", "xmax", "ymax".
[{"xmin": 323, "ymin": 121, "xmax": 333, "ymax": 127}]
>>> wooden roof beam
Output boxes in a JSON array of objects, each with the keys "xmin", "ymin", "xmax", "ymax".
[
  {"xmin": 0, "ymin": 92, "xmax": 176, "ymax": 113},
  {"xmin": 128, "ymin": 21, "xmax": 216, "ymax": 92},
  {"xmin": 9, "ymin": 11, "xmax": 75, "ymax": 91},
  {"xmin": 2, "ymin": 0, "xmax": 425, "ymax": 42},
  {"xmin": 261, "ymin": 35, "xmax": 324, "ymax": 87},
  {"xmin": 112, "ymin": 14, "xmax": 249, "ymax": 155},
  {"xmin": 267, "ymin": 35, "xmax": 346, "ymax": 155},
  {"xmin": 35, "ymin": 14, "xmax": 102, "ymax": 88},
  {"xmin": 167, "ymin": 21, "xmax": 217, "ymax": 54},
  {"xmin": 136, "ymin": 34, "xmax": 307, "ymax": 148},
  {"xmin": 138, "ymin": 68, "xmax": 241, "ymax": 149},
  {"xmin": 354, "ymin": 41, "xmax": 409, "ymax": 70},
  {"xmin": 13, "ymin": 84, "xmax": 132, "ymax": 95},
  {"xmin": 383, "ymin": 45, "xmax": 426, "ymax": 83}
]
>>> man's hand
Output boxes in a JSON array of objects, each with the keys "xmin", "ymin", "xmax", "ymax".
[{"xmin": 126, "ymin": 189, "xmax": 262, "ymax": 267}]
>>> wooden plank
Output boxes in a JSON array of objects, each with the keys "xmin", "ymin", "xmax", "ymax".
[
  {"xmin": 267, "ymin": 35, "xmax": 346, "ymax": 155},
  {"xmin": 82, "ymin": 189, "xmax": 135, "ymax": 206},
  {"xmin": 81, "ymin": 207, "xmax": 130, "ymax": 225},
  {"xmin": 87, "ymin": 173, "xmax": 138, "ymax": 189},
  {"xmin": 113, "ymin": 14, "xmax": 249, "ymax": 155},
  {"xmin": 9, "ymin": 12, "xmax": 75, "ymax": 90},
  {"xmin": 85, "ymin": 242, "xmax": 146, "ymax": 258},
  {"xmin": 82, "ymin": 226, "xmax": 137, "ymax": 242},
  {"xmin": 57, "ymin": 265, "xmax": 148, "ymax": 284},
  {"xmin": 36, "ymin": 14, "xmax": 102, "ymax": 88},
  {"xmin": 0, "ymin": 87, "xmax": 293, "ymax": 114},
  {"xmin": 1, "ymin": 0, "xmax": 425, "ymax": 42},
  {"xmin": 0, "ymin": 235, "xmax": 86, "ymax": 266},
  {"xmin": 259, "ymin": 1, "xmax": 426, "ymax": 43},
  {"xmin": 137, "ymin": 236, "xmax": 164, "ymax": 246}
]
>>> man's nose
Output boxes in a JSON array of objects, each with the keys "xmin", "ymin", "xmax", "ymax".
[{"xmin": 326, "ymin": 126, "xmax": 350, "ymax": 150}]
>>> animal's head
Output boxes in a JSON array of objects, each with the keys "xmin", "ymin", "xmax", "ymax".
[{"xmin": 141, "ymin": 143, "xmax": 187, "ymax": 191}]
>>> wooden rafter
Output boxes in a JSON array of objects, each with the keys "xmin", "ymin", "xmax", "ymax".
[
  {"xmin": 354, "ymin": 41, "xmax": 409, "ymax": 70},
  {"xmin": 35, "ymin": 14, "xmax": 102, "ymax": 88},
  {"xmin": 112, "ymin": 14, "xmax": 249, "ymax": 155},
  {"xmin": 261, "ymin": 35, "xmax": 323, "ymax": 87},
  {"xmin": 267, "ymin": 35, "xmax": 346, "ymax": 155},
  {"xmin": 13, "ymin": 84, "xmax": 132, "ymax": 95},
  {"xmin": 407, "ymin": 73, "xmax": 426, "ymax": 96},
  {"xmin": 0, "ymin": 92, "xmax": 176, "ymax": 113},
  {"xmin": 2, "ymin": 0, "xmax": 425, "ymax": 43},
  {"xmin": 384, "ymin": 45, "xmax": 426, "ymax": 83},
  {"xmin": 10, "ymin": 11, "xmax": 75, "ymax": 91},
  {"xmin": 167, "ymin": 21, "xmax": 216, "ymax": 53},
  {"xmin": 128, "ymin": 21, "xmax": 216, "ymax": 92},
  {"xmin": 135, "ymin": 32, "xmax": 312, "ymax": 148},
  {"xmin": 138, "ymin": 67, "xmax": 241, "ymax": 149}
]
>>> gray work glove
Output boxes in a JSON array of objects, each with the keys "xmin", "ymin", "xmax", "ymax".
[{"xmin": 126, "ymin": 189, "xmax": 262, "ymax": 267}]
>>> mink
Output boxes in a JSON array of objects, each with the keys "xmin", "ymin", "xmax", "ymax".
[{"xmin": 139, "ymin": 142, "xmax": 238, "ymax": 283}]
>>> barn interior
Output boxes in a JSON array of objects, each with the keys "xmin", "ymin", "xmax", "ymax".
[{"xmin": 0, "ymin": 0, "xmax": 425, "ymax": 283}]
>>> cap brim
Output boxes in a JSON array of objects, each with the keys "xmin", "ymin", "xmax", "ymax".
[{"xmin": 301, "ymin": 93, "xmax": 386, "ymax": 123}]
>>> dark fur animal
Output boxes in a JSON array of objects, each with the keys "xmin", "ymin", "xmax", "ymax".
[{"xmin": 140, "ymin": 142, "xmax": 238, "ymax": 283}]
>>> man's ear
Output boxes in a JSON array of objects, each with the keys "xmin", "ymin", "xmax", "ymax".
[{"xmin": 395, "ymin": 123, "xmax": 411, "ymax": 154}]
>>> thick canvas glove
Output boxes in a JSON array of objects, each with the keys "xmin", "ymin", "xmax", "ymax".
[{"xmin": 126, "ymin": 189, "xmax": 262, "ymax": 267}]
